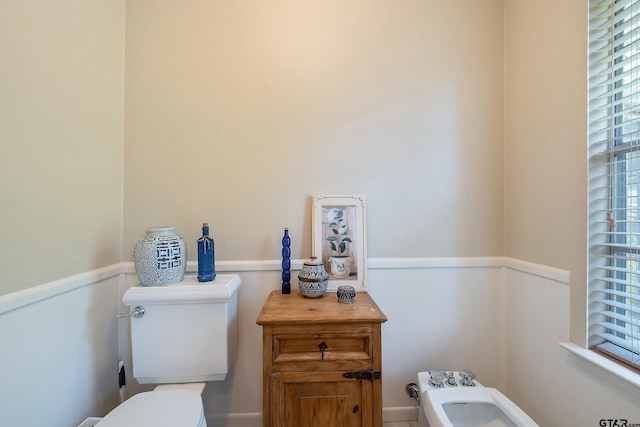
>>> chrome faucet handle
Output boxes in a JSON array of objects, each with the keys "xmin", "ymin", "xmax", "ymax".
[
  {"xmin": 459, "ymin": 370, "xmax": 476, "ymax": 387},
  {"xmin": 428, "ymin": 370, "xmax": 445, "ymax": 388},
  {"xmin": 444, "ymin": 371, "xmax": 457, "ymax": 386}
]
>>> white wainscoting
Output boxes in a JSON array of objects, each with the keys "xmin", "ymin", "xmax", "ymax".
[
  {"xmin": 119, "ymin": 258, "xmax": 508, "ymax": 426},
  {"xmin": 0, "ymin": 265, "xmax": 124, "ymax": 427},
  {"xmin": 502, "ymin": 262, "xmax": 640, "ymax": 426},
  {"xmin": 0, "ymin": 257, "xmax": 583, "ymax": 427}
]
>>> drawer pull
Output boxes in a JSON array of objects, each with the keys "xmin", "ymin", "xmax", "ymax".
[
  {"xmin": 318, "ymin": 341, "xmax": 327, "ymax": 360},
  {"xmin": 343, "ymin": 370, "xmax": 381, "ymax": 381}
]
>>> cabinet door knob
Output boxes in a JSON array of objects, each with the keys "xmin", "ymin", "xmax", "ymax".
[{"xmin": 318, "ymin": 341, "xmax": 327, "ymax": 360}]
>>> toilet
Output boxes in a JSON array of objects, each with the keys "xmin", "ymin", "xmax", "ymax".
[
  {"xmin": 97, "ymin": 274, "xmax": 241, "ymax": 426},
  {"xmin": 413, "ymin": 370, "xmax": 538, "ymax": 427}
]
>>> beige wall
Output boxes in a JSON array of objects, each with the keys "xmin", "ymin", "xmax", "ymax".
[
  {"xmin": 123, "ymin": 1, "xmax": 505, "ymax": 262},
  {"xmin": 0, "ymin": 0, "xmax": 590, "ymax": 347},
  {"xmin": 504, "ymin": 0, "xmax": 588, "ymax": 344},
  {"xmin": 0, "ymin": 0, "xmax": 125, "ymax": 296}
]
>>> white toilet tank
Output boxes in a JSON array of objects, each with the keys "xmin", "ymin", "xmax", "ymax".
[{"xmin": 122, "ymin": 274, "xmax": 241, "ymax": 384}]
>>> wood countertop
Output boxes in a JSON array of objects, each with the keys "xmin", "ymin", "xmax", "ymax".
[{"xmin": 256, "ymin": 290, "xmax": 387, "ymax": 325}]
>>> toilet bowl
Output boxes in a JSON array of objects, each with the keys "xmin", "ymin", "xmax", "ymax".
[
  {"xmin": 415, "ymin": 370, "xmax": 538, "ymax": 427},
  {"xmin": 97, "ymin": 386, "xmax": 206, "ymax": 427}
]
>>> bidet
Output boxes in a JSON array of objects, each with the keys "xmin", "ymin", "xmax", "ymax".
[{"xmin": 413, "ymin": 370, "xmax": 539, "ymax": 427}]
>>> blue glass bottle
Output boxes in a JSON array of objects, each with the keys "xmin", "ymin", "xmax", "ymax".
[
  {"xmin": 197, "ymin": 222, "xmax": 216, "ymax": 282},
  {"xmin": 282, "ymin": 228, "xmax": 291, "ymax": 294}
]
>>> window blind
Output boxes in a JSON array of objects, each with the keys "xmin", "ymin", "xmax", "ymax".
[{"xmin": 589, "ymin": 0, "xmax": 640, "ymax": 369}]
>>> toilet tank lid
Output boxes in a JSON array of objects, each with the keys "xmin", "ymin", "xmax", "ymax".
[
  {"xmin": 97, "ymin": 390, "xmax": 205, "ymax": 427},
  {"xmin": 123, "ymin": 273, "xmax": 241, "ymax": 305}
]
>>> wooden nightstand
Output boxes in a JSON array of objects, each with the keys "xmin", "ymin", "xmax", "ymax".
[{"xmin": 256, "ymin": 290, "xmax": 387, "ymax": 427}]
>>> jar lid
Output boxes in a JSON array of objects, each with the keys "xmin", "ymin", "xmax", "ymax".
[
  {"xmin": 304, "ymin": 256, "xmax": 322, "ymax": 266},
  {"xmin": 145, "ymin": 226, "xmax": 175, "ymax": 235},
  {"xmin": 299, "ymin": 256, "xmax": 328, "ymax": 282}
]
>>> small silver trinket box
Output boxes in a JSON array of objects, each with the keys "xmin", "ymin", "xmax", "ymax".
[{"xmin": 336, "ymin": 285, "xmax": 356, "ymax": 304}]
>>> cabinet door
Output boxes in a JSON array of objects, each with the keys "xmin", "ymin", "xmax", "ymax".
[{"xmin": 273, "ymin": 371, "xmax": 373, "ymax": 427}]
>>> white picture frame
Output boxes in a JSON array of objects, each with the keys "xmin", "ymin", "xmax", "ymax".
[{"xmin": 312, "ymin": 194, "xmax": 366, "ymax": 291}]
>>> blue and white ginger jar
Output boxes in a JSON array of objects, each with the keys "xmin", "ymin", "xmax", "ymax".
[{"xmin": 134, "ymin": 226, "xmax": 186, "ymax": 286}]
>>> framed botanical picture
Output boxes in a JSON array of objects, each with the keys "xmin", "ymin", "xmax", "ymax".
[{"xmin": 312, "ymin": 194, "xmax": 366, "ymax": 291}]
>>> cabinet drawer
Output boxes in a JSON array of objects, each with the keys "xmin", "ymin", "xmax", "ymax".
[{"xmin": 273, "ymin": 332, "xmax": 372, "ymax": 363}]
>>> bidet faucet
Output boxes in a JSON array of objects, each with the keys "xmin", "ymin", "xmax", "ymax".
[
  {"xmin": 428, "ymin": 370, "xmax": 445, "ymax": 388},
  {"xmin": 444, "ymin": 371, "xmax": 457, "ymax": 386},
  {"xmin": 459, "ymin": 370, "xmax": 476, "ymax": 387}
]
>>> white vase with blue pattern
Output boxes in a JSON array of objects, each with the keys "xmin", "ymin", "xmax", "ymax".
[{"xmin": 134, "ymin": 227, "xmax": 186, "ymax": 286}]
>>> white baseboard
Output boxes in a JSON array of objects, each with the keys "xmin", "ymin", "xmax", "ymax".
[
  {"xmin": 383, "ymin": 406, "xmax": 419, "ymax": 422},
  {"xmin": 207, "ymin": 412, "xmax": 262, "ymax": 427},
  {"xmin": 205, "ymin": 408, "xmax": 419, "ymax": 425}
]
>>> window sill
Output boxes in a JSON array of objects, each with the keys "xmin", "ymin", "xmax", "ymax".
[{"xmin": 560, "ymin": 342, "xmax": 640, "ymax": 390}]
